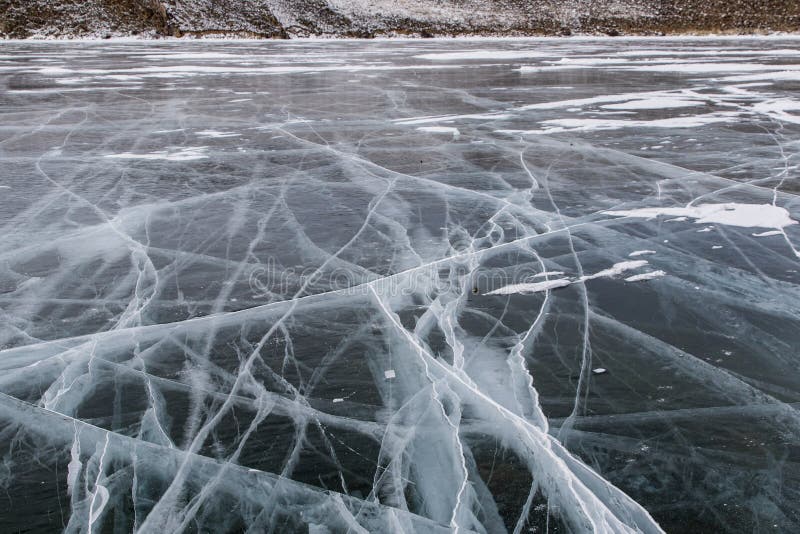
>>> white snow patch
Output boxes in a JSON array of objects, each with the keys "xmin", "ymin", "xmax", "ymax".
[
  {"xmin": 396, "ymin": 112, "xmax": 509, "ymax": 125},
  {"xmin": 140, "ymin": 53, "xmax": 244, "ymax": 61},
  {"xmin": 722, "ymin": 70, "xmax": 800, "ymax": 83},
  {"xmin": 625, "ymin": 271, "xmax": 666, "ymax": 282},
  {"xmin": 105, "ymin": 147, "xmax": 208, "ymax": 161},
  {"xmin": 487, "ymin": 278, "xmax": 571, "ymax": 295},
  {"xmin": 751, "ymin": 99, "xmax": 800, "ymax": 125},
  {"xmin": 628, "ymin": 250, "xmax": 656, "ymax": 257},
  {"xmin": 417, "ymin": 126, "xmax": 460, "ymax": 138},
  {"xmin": 197, "ymin": 130, "xmax": 241, "ymax": 138},
  {"xmin": 532, "ymin": 270, "xmax": 566, "ymax": 278},
  {"xmin": 415, "ymin": 50, "xmax": 547, "ymax": 61},
  {"xmin": 580, "ymin": 260, "xmax": 649, "ymax": 282},
  {"xmin": 37, "ymin": 66, "xmax": 72, "ymax": 75},
  {"xmin": 632, "ymin": 62, "xmax": 800, "ymax": 74},
  {"xmin": 601, "ymin": 97, "xmax": 705, "ymax": 110},
  {"xmin": 519, "ymin": 91, "xmax": 662, "ymax": 110},
  {"xmin": 752, "ymin": 230, "xmax": 783, "ymax": 237},
  {"xmin": 534, "ymin": 114, "xmax": 733, "ymax": 133},
  {"xmin": 605, "ymin": 203, "xmax": 797, "ymax": 230},
  {"xmin": 489, "ymin": 260, "xmax": 650, "ymax": 295}
]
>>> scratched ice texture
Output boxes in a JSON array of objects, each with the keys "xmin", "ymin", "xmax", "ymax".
[{"xmin": 1, "ymin": 37, "xmax": 799, "ymax": 533}]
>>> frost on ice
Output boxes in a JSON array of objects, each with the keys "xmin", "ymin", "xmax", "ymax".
[{"xmin": 1, "ymin": 38, "xmax": 800, "ymax": 533}]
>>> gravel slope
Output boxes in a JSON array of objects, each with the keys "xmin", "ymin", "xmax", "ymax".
[{"xmin": 0, "ymin": 0, "xmax": 798, "ymax": 39}]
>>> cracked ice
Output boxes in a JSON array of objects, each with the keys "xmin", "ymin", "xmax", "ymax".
[{"xmin": 1, "ymin": 37, "xmax": 799, "ymax": 533}]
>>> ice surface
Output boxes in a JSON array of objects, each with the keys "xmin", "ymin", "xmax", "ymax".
[{"xmin": 1, "ymin": 37, "xmax": 799, "ymax": 533}]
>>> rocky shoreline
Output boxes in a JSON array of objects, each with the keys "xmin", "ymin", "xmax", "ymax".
[{"xmin": 1, "ymin": 0, "xmax": 798, "ymax": 39}]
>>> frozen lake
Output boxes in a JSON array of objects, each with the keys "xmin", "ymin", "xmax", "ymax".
[{"xmin": 1, "ymin": 37, "xmax": 799, "ymax": 533}]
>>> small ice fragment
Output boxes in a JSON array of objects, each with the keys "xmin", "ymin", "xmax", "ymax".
[
  {"xmin": 332, "ymin": 398, "xmax": 344, "ymax": 403},
  {"xmin": 592, "ymin": 368, "xmax": 608, "ymax": 375},
  {"xmin": 665, "ymin": 217, "xmax": 688, "ymax": 222},
  {"xmin": 697, "ymin": 227, "xmax": 713, "ymax": 233},
  {"xmin": 712, "ymin": 245, "xmax": 723, "ymax": 249},
  {"xmin": 384, "ymin": 369, "xmax": 396, "ymax": 379},
  {"xmin": 628, "ymin": 250, "xmax": 656, "ymax": 257}
]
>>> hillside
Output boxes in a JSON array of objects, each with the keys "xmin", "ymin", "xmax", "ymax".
[{"xmin": 0, "ymin": 0, "xmax": 798, "ymax": 38}]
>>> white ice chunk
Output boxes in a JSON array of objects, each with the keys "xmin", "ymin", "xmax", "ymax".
[
  {"xmin": 628, "ymin": 250, "xmax": 656, "ymax": 257},
  {"xmin": 592, "ymin": 368, "xmax": 608, "ymax": 375},
  {"xmin": 384, "ymin": 369, "xmax": 396, "ymax": 379}
]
